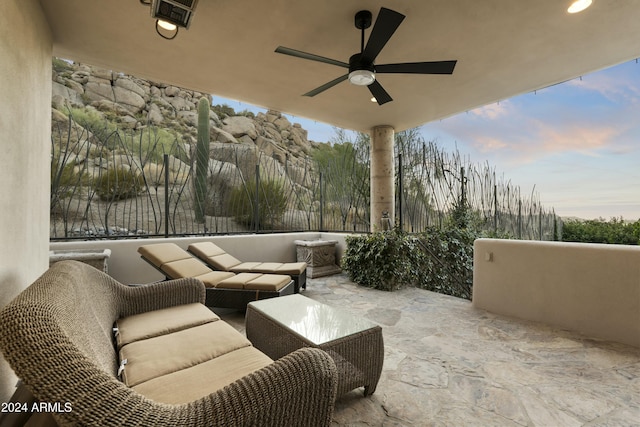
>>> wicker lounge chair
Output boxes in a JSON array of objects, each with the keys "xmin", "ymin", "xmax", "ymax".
[
  {"xmin": 188, "ymin": 241, "xmax": 308, "ymax": 292},
  {"xmin": 0, "ymin": 261, "xmax": 337, "ymax": 426},
  {"xmin": 138, "ymin": 243, "xmax": 295, "ymax": 309}
]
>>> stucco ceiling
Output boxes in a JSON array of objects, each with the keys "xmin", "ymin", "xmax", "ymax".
[{"xmin": 40, "ymin": 0, "xmax": 640, "ymax": 133}]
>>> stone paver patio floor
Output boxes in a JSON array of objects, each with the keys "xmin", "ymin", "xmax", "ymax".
[{"xmin": 217, "ymin": 273, "xmax": 640, "ymax": 426}]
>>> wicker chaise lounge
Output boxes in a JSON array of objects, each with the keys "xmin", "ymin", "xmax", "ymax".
[
  {"xmin": 138, "ymin": 243, "xmax": 295, "ymax": 309},
  {"xmin": 0, "ymin": 261, "xmax": 337, "ymax": 426},
  {"xmin": 188, "ymin": 241, "xmax": 308, "ymax": 292}
]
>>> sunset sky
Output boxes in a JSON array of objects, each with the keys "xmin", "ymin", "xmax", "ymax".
[{"xmin": 216, "ymin": 59, "xmax": 639, "ymax": 220}]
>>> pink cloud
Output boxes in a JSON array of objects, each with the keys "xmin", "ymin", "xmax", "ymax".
[
  {"xmin": 536, "ymin": 122, "xmax": 619, "ymax": 155},
  {"xmin": 567, "ymin": 65, "xmax": 640, "ymax": 104},
  {"xmin": 470, "ymin": 101, "xmax": 511, "ymax": 120}
]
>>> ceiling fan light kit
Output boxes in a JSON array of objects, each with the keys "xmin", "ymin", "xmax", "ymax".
[
  {"xmin": 275, "ymin": 7, "xmax": 457, "ymax": 105},
  {"xmin": 349, "ymin": 70, "xmax": 375, "ymax": 86}
]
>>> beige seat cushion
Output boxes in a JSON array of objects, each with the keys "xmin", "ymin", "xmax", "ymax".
[
  {"xmin": 228, "ymin": 261, "xmax": 263, "ymax": 273},
  {"xmin": 161, "ymin": 258, "xmax": 213, "ymax": 278},
  {"xmin": 195, "ymin": 271, "xmax": 236, "ymax": 288},
  {"xmin": 216, "ymin": 273, "xmax": 263, "ymax": 289},
  {"xmin": 119, "ymin": 321, "xmax": 251, "ymax": 387},
  {"xmin": 115, "ymin": 303, "xmax": 219, "ymax": 350},
  {"xmin": 276, "ymin": 262, "xmax": 308, "ymax": 275},
  {"xmin": 188, "ymin": 242, "xmax": 227, "ymax": 258},
  {"xmin": 138, "ymin": 243, "xmax": 191, "ymax": 267},
  {"xmin": 247, "ymin": 262, "xmax": 282, "ymax": 273},
  {"xmin": 208, "ymin": 253, "xmax": 242, "ymax": 270},
  {"xmin": 245, "ymin": 274, "xmax": 291, "ymax": 291},
  {"xmin": 133, "ymin": 346, "xmax": 273, "ymax": 405},
  {"xmin": 230, "ymin": 262, "xmax": 307, "ymax": 275}
]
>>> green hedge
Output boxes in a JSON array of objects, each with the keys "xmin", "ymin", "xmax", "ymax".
[
  {"xmin": 562, "ymin": 217, "xmax": 639, "ymax": 245},
  {"xmin": 341, "ymin": 227, "xmax": 476, "ymax": 299},
  {"xmin": 342, "ymin": 230, "xmax": 423, "ymax": 292}
]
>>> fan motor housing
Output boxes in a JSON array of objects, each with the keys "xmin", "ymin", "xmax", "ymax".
[{"xmin": 349, "ymin": 53, "xmax": 374, "ymax": 73}]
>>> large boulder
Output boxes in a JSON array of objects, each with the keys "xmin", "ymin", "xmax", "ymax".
[
  {"xmin": 52, "ymin": 82, "xmax": 84, "ymax": 109},
  {"xmin": 211, "ymin": 126, "xmax": 238, "ymax": 144},
  {"xmin": 222, "ymin": 116, "xmax": 257, "ymax": 139},
  {"xmin": 113, "ymin": 86, "xmax": 146, "ymax": 114},
  {"xmin": 84, "ymin": 82, "xmax": 115, "ymax": 103},
  {"xmin": 147, "ymin": 103, "xmax": 164, "ymax": 125},
  {"xmin": 114, "ymin": 77, "xmax": 148, "ymax": 100}
]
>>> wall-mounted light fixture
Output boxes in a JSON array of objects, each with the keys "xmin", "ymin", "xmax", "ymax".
[{"xmin": 140, "ymin": 0, "xmax": 198, "ymax": 39}]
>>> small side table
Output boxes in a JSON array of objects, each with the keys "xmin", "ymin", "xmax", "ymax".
[
  {"xmin": 49, "ymin": 249, "xmax": 111, "ymax": 273},
  {"xmin": 246, "ymin": 294, "xmax": 384, "ymax": 397},
  {"xmin": 294, "ymin": 239, "xmax": 341, "ymax": 278}
]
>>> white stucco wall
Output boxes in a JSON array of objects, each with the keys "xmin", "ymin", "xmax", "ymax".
[
  {"xmin": 473, "ymin": 238, "xmax": 640, "ymax": 347},
  {"xmin": 50, "ymin": 232, "xmax": 348, "ymax": 285},
  {"xmin": 0, "ymin": 0, "xmax": 52, "ymax": 403}
]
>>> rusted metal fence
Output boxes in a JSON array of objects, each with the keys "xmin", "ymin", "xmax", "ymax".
[{"xmin": 50, "ymin": 118, "xmax": 560, "ymax": 240}]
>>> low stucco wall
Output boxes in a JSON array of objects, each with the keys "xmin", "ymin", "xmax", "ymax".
[
  {"xmin": 50, "ymin": 232, "xmax": 349, "ymax": 285},
  {"xmin": 473, "ymin": 238, "xmax": 640, "ymax": 347}
]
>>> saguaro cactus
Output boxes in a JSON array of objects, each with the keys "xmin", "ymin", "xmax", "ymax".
[{"xmin": 194, "ymin": 97, "xmax": 210, "ymax": 223}]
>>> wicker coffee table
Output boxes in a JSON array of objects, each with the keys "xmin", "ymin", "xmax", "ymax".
[{"xmin": 246, "ymin": 294, "xmax": 383, "ymax": 397}]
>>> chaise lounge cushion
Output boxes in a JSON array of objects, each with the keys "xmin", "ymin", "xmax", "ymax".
[
  {"xmin": 243, "ymin": 274, "xmax": 292, "ymax": 291},
  {"xmin": 216, "ymin": 273, "xmax": 292, "ymax": 291},
  {"xmin": 159, "ymin": 258, "xmax": 235, "ymax": 288},
  {"xmin": 138, "ymin": 243, "xmax": 192, "ymax": 266},
  {"xmin": 115, "ymin": 303, "xmax": 219, "ymax": 349},
  {"xmin": 188, "ymin": 241, "xmax": 307, "ymax": 275},
  {"xmin": 214, "ymin": 272, "xmax": 263, "ymax": 289},
  {"xmin": 119, "ymin": 321, "xmax": 252, "ymax": 387}
]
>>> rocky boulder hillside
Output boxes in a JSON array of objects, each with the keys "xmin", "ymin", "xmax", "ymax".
[
  {"xmin": 49, "ymin": 58, "xmax": 333, "ymax": 235},
  {"xmin": 51, "ymin": 58, "xmax": 323, "ymax": 181}
]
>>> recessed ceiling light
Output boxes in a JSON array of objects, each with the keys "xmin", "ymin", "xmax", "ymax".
[{"xmin": 568, "ymin": 0, "xmax": 592, "ymax": 13}]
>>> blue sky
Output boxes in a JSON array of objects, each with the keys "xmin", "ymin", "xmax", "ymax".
[{"xmin": 215, "ymin": 60, "xmax": 639, "ymax": 220}]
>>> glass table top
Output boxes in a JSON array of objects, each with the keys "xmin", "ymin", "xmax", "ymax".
[{"xmin": 248, "ymin": 294, "xmax": 379, "ymax": 345}]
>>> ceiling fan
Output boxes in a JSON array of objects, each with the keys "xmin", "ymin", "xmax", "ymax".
[{"xmin": 275, "ymin": 7, "xmax": 457, "ymax": 105}]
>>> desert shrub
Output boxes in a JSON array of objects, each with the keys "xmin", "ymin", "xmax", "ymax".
[
  {"xmin": 67, "ymin": 107, "xmax": 123, "ymax": 149},
  {"xmin": 341, "ymin": 229, "xmax": 424, "ymax": 291},
  {"xmin": 128, "ymin": 127, "xmax": 185, "ymax": 164},
  {"xmin": 51, "ymin": 159, "xmax": 87, "ymax": 194},
  {"xmin": 53, "ymin": 57, "xmax": 73, "ymax": 74},
  {"xmin": 227, "ymin": 179, "xmax": 288, "ymax": 229},
  {"xmin": 212, "ymin": 104, "xmax": 236, "ymax": 119},
  {"xmin": 93, "ymin": 167, "xmax": 145, "ymax": 201}
]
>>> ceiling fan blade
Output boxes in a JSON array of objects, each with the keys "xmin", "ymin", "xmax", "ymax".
[
  {"xmin": 275, "ymin": 46, "xmax": 349, "ymax": 68},
  {"xmin": 368, "ymin": 80, "xmax": 393, "ymax": 105},
  {"xmin": 303, "ymin": 74, "xmax": 349, "ymax": 97},
  {"xmin": 361, "ymin": 8, "xmax": 405, "ymax": 64},
  {"xmin": 376, "ymin": 60, "xmax": 457, "ymax": 74}
]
